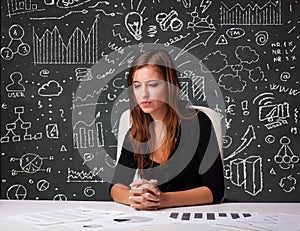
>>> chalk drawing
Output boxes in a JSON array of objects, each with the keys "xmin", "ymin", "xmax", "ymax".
[
  {"xmin": 53, "ymin": 194, "xmax": 67, "ymax": 201},
  {"xmin": 258, "ymin": 102, "xmax": 290, "ymax": 130},
  {"xmin": 175, "ymin": 30, "xmax": 215, "ymax": 60},
  {"xmin": 225, "ymin": 104, "xmax": 236, "ymax": 116},
  {"xmin": 225, "ymin": 118, "xmax": 232, "ymax": 130},
  {"xmin": 255, "ymin": 31, "xmax": 269, "ymax": 46},
  {"xmin": 269, "ymin": 83, "xmax": 299, "ymax": 96},
  {"xmin": 219, "ymin": 74, "xmax": 247, "ymax": 93},
  {"xmin": 1, "ymin": 24, "xmax": 30, "ymax": 60},
  {"xmin": 147, "ymin": 25, "xmax": 158, "ymax": 38},
  {"xmin": 30, "ymin": 9, "xmax": 89, "ymax": 20},
  {"xmin": 235, "ymin": 46, "xmax": 259, "ymax": 64},
  {"xmin": 187, "ymin": 7, "xmax": 215, "ymax": 31},
  {"xmin": 38, "ymin": 80, "xmax": 63, "ymax": 97},
  {"xmin": 223, "ymin": 135, "xmax": 232, "ymax": 149},
  {"xmin": 241, "ymin": 100, "xmax": 250, "ymax": 116},
  {"xmin": 200, "ymin": 50, "xmax": 228, "ymax": 73},
  {"xmin": 124, "ymin": 0, "xmax": 145, "ymax": 41},
  {"xmin": 274, "ymin": 136, "xmax": 299, "ymax": 170},
  {"xmin": 220, "ymin": 1, "xmax": 282, "ymax": 26},
  {"xmin": 56, "ymin": 0, "xmax": 91, "ymax": 9},
  {"xmin": 73, "ymin": 118, "xmax": 104, "ymax": 149},
  {"xmin": 265, "ymin": 135, "xmax": 275, "ymax": 144},
  {"xmin": 279, "ymin": 175, "xmax": 297, "ymax": 193},
  {"xmin": 294, "ymin": 108, "xmax": 299, "ymax": 124},
  {"xmin": 271, "ymin": 40, "xmax": 297, "ymax": 64},
  {"xmin": 84, "ymin": 186, "xmax": 95, "ymax": 197},
  {"xmin": 199, "ymin": 0, "xmax": 212, "ymax": 13},
  {"xmin": 46, "ymin": 123, "xmax": 59, "ymax": 139},
  {"xmin": 39, "ymin": 69, "xmax": 50, "ymax": 78},
  {"xmin": 1, "ymin": 107, "xmax": 42, "ymax": 143},
  {"xmin": 33, "ymin": 15, "xmax": 100, "ymax": 64},
  {"xmin": 71, "ymin": 86, "xmax": 108, "ymax": 109},
  {"xmin": 6, "ymin": 0, "xmax": 45, "ymax": 18},
  {"xmin": 37, "ymin": 179, "xmax": 50, "ymax": 192},
  {"xmin": 226, "ymin": 28, "xmax": 245, "ymax": 39},
  {"xmin": 280, "ymin": 72, "xmax": 291, "ymax": 82},
  {"xmin": 82, "ymin": 153, "xmax": 95, "ymax": 165},
  {"xmin": 75, "ymin": 68, "xmax": 93, "ymax": 81},
  {"xmin": 215, "ymin": 35, "xmax": 228, "ymax": 45},
  {"xmin": 105, "ymin": 154, "xmax": 117, "ymax": 168},
  {"xmin": 10, "ymin": 153, "xmax": 53, "ymax": 176},
  {"xmin": 225, "ymin": 156, "xmax": 263, "ymax": 196},
  {"xmin": 224, "ymin": 125, "xmax": 256, "ymax": 161},
  {"xmin": 6, "ymin": 184, "xmax": 27, "ymax": 200},
  {"xmin": 112, "ymin": 29, "xmax": 131, "ymax": 43},
  {"xmin": 6, "ymin": 72, "xmax": 25, "ymax": 98},
  {"xmin": 156, "ymin": 10, "xmax": 183, "ymax": 32},
  {"xmin": 67, "ymin": 167, "xmax": 104, "ymax": 183},
  {"xmin": 177, "ymin": 0, "xmax": 192, "ymax": 9}
]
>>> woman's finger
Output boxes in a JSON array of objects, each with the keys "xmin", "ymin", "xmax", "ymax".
[
  {"xmin": 144, "ymin": 186, "xmax": 161, "ymax": 196},
  {"xmin": 129, "ymin": 195, "xmax": 144, "ymax": 203},
  {"xmin": 130, "ymin": 200, "xmax": 160, "ymax": 210},
  {"xmin": 143, "ymin": 192, "xmax": 160, "ymax": 202},
  {"xmin": 130, "ymin": 179, "xmax": 149, "ymax": 188},
  {"xmin": 130, "ymin": 203, "xmax": 158, "ymax": 210}
]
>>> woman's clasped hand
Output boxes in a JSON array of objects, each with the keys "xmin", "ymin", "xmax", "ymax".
[{"xmin": 129, "ymin": 179, "xmax": 163, "ymax": 210}]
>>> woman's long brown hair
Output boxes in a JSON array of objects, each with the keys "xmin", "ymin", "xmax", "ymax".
[{"xmin": 127, "ymin": 50, "xmax": 182, "ymax": 176}]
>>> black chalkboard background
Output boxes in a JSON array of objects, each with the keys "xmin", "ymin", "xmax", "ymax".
[{"xmin": 1, "ymin": 0, "xmax": 299, "ymax": 202}]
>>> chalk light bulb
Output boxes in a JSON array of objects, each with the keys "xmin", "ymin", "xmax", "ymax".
[{"xmin": 125, "ymin": 12, "xmax": 143, "ymax": 41}]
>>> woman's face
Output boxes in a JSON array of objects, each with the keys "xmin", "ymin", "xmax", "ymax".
[{"xmin": 132, "ymin": 65, "xmax": 168, "ymax": 120}]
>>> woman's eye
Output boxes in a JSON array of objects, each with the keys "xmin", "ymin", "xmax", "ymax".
[
  {"xmin": 149, "ymin": 82, "xmax": 159, "ymax": 87},
  {"xmin": 133, "ymin": 84, "xmax": 141, "ymax": 89}
]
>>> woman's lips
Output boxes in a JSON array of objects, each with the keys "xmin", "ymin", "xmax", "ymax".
[{"xmin": 140, "ymin": 101, "xmax": 152, "ymax": 106}]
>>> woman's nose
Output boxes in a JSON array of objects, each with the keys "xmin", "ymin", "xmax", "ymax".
[{"xmin": 141, "ymin": 85, "xmax": 149, "ymax": 98}]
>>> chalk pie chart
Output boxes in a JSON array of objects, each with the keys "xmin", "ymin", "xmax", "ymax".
[
  {"xmin": 113, "ymin": 215, "xmax": 153, "ymax": 223},
  {"xmin": 6, "ymin": 184, "xmax": 27, "ymax": 200}
]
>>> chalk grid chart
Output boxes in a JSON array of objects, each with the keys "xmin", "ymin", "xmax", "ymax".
[{"xmin": 1, "ymin": 0, "xmax": 299, "ymax": 201}]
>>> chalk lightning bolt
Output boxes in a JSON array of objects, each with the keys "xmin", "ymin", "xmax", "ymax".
[{"xmin": 199, "ymin": 0, "xmax": 212, "ymax": 13}]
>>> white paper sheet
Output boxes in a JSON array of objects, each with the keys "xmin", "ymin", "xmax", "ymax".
[
  {"xmin": 64, "ymin": 211, "xmax": 174, "ymax": 230},
  {"xmin": 4, "ymin": 207, "xmax": 122, "ymax": 226},
  {"xmin": 5, "ymin": 206, "xmax": 173, "ymax": 230},
  {"xmin": 215, "ymin": 213, "xmax": 300, "ymax": 231}
]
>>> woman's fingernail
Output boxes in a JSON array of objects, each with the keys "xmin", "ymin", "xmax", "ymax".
[{"xmin": 129, "ymin": 196, "xmax": 132, "ymax": 199}]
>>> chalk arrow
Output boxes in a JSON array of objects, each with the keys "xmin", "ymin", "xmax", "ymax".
[
  {"xmin": 1, "ymin": 103, "xmax": 8, "ymax": 109},
  {"xmin": 224, "ymin": 125, "xmax": 256, "ymax": 161},
  {"xmin": 175, "ymin": 30, "xmax": 215, "ymax": 60}
]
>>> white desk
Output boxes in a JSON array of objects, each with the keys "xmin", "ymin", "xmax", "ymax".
[{"xmin": 0, "ymin": 200, "xmax": 299, "ymax": 231}]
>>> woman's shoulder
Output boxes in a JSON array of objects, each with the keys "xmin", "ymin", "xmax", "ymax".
[
  {"xmin": 182, "ymin": 105, "xmax": 212, "ymax": 132},
  {"xmin": 179, "ymin": 101, "xmax": 211, "ymax": 120},
  {"xmin": 175, "ymin": 102, "xmax": 215, "ymax": 138},
  {"xmin": 196, "ymin": 110, "xmax": 211, "ymax": 124}
]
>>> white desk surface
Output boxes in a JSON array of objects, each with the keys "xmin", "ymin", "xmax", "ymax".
[{"xmin": 0, "ymin": 200, "xmax": 299, "ymax": 231}]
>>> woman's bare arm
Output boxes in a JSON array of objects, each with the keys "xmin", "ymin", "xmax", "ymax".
[
  {"xmin": 110, "ymin": 184, "xmax": 131, "ymax": 206},
  {"xmin": 158, "ymin": 186, "xmax": 213, "ymax": 209}
]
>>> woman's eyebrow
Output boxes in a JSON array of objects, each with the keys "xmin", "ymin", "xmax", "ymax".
[{"xmin": 133, "ymin": 80, "xmax": 161, "ymax": 83}]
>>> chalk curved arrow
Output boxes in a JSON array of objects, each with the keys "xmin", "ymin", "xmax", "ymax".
[
  {"xmin": 279, "ymin": 175, "xmax": 297, "ymax": 193},
  {"xmin": 224, "ymin": 125, "xmax": 256, "ymax": 161},
  {"xmin": 175, "ymin": 30, "xmax": 216, "ymax": 60}
]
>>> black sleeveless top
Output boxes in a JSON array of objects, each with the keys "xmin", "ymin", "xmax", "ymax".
[{"xmin": 110, "ymin": 111, "xmax": 224, "ymax": 204}]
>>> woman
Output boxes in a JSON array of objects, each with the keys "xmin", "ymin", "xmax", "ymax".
[{"xmin": 110, "ymin": 50, "xmax": 224, "ymax": 210}]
